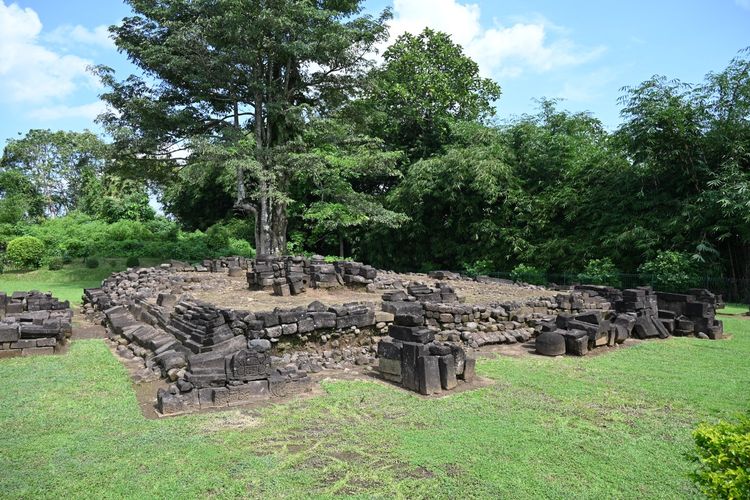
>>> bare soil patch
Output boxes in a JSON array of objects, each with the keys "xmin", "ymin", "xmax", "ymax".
[{"xmin": 180, "ymin": 271, "xmax": 558, "ymax": 311}]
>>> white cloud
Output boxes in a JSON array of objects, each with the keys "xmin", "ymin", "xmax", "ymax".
[
  {"xmin": 0, "ymin": 1, "xmax": 96, "ymax": 103},
  {"xmin": 386, "ymin": 0, "xmax": 605, "ymax": 78},
  {"xmin": 28, "ymin": 101, "xmax": 106, "ymax": 121},
  {"xmin": 47, "ymin": 24, "xmax": 114, "ymax": 50},
  {"xmin": 736, "ymin": 0, "xmax": 750, "ymax": 10}
]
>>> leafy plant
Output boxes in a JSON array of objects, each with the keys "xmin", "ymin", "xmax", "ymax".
[
  {"xmin": 510, "ymin": 264, "xmax": 546, "ymax": 285},
  {"xmin": 691, "ymin": 412, "xmax": 750, "ymax": 499},
  {"xmin": 125, "ymin": 256, "xmax": 140, "ymax": 267},
  {"xmin": 47, "ymin": 257, "xmax": 64, "ymax": 271},
  {"xmin": 6, "ymin": 235, "xmax": 45, "ymax": 268},
  {"xmin": 638, "ymin": 251, "xmax": 700, "ymax": 292},
  {"xmin": 577, "ymin": 258, "xmax": 621, "ymax": 287},
  {"xmin": 85, "ymin": 257, "xmax": 100, "ymax": 269}
]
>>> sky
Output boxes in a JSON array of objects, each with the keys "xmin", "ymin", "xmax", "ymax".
[{"xmin": 0, "ymin": 0, "xmax": 749, "ymax": 147}]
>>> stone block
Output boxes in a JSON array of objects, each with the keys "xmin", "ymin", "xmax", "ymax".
[
  {"xmin": 535, "ymin": 332, "xmax": 566, "ymax": 356},
  {"xmin": 388, "ymin": 325, "xmax": 434, "ymax": 344},
  {"xmin": 450, "ymin": 344, "xmax": 466, "ymax": 376},
  {"xmin": 310, "ymin": 312, "xmax": 337, "ymax": 329},
  {"xmin": 11, "ymin": 339, "xmax": 35, "ymax": 349},
  {"xmin": 378, "ymin": 358, "xmax": 402, "ymax": 383},
  {"xmin": 35, "ymin": 337, "xmax": 57, "ymax": 348},
  {"xmin": 560, "ymin": 329, "xmax": 588, "ymax": 356},
  {"xmin": 0, "ymin": 324, "xmax": 19, "ymax": 343},
  {"xmin": 417, "ymin": 355, "xmax": 442, "ymax": 395},
  {"xmin": 461, "ymin": 357, "xmax": 476, "ymax": 383},
  {"xmin": 0, "ymin": 350, "xmax": 21, "ymax": 359},
  {"xmin": 227, "ymin": 380, "xmax": 269, "ymax": 403},
  {"xmin": 400, "ymin": 342, "xmax": 427, "ymax": 391},
  {"xmin": 394, "ymin": 313, "xmax": 424, "ymax": 326},
  {"xmin": 438, "ymin": 355, "xmax": 457, "ymax": 390},
  {"xmin": 377, "ymin": 338, "xmax": 402, "ymax": 359}
]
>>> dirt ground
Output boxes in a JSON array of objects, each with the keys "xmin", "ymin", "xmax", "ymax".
[{"xmin": 180, "ymin": 271, "xmax": 559, "ymax": 311}]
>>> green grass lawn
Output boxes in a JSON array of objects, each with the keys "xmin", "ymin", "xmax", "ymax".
[
  {"xmin": 720, "ymin": 302, "xmax": 748, "ymax": 316},
  {"xmin": 0, "ymin": 316, "xmax": 748, "ymax": 498},
  {"xmin": 0, "ymin": 258, "xmax": 161, "ymax": 305}
]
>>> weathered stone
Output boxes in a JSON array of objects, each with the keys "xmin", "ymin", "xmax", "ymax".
[
  {"xmin": 461, "ymin": 357, "xmax": 476, "ymax": 383},
  {"xmin": 417, "ymin": 355, "xmax": 442, "ymax": 395},
  {"xmin": 400, "ymin": 342, "xmax": 427, "ymax": 391},
  {"xmin": 438, "ymin": 355, "xmax": 457, "ymax": 390},
  {"xmin": 535, "ymin": 332, "xmax": 566, "ymax": 356}
]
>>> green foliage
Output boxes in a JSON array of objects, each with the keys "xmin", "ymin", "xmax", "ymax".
[
  {"xmin": 365, "ymin": 28, "xmax": 501, "ymax": 160},
  {"xmin": 85, "ymin": 258, "xmax": 100, "ymax": 269},
  {"xmin": 6, "ymin": 236, "xmax": 46, "ymax": 269},
  {"xmin": 578, "ymin": 258, "xmax": 621, "ymax": 287},
  {"xmin": 638, "ymin": 251, "xmax": 700, "ymax": 292},
  {"xmin": 205, "ymin": 223, "xmax": 231, "ymax": 251},
  {"xmin": 691, "ymin": 412, "xmax": 750, "ymax": 499},
  {"xmin": 510, "ymin": 264, "xmax": 547, "ymax": 285},
  {"xmin": 1, "ymin": 129, "xmax": 108, "ymax": 217},
  {"xmin": 47, "ymin": 257, "xmax": 64, "ymax": 271},
  {"xmin": 462, "ymin": 259, "xmax": 494, "ymax": 277},
  {"xmin": 125, "ymin": 256, "xmax": 140, "ymax": 268},
  {"xmin": 226, "ymin": 238, "xmax": 255, "ymax": 258}
]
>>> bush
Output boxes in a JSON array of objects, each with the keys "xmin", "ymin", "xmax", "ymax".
[
  {"xmin": 61, "ymin": 253, "xmax": 72, "ymax": 264},
  {"xmin": 126, "ymin": 255, "xmax": 140, "ymax": 267},
  {"xmin": 691, "ymin": 412, "xmax": 750, "ymax": 499},
  {"xmin": 6, "ymin": 236, "xmax": 45, "ymax": 268},
  {"xmin": 206, "ymin": 223, "xmax": 231, "ymax": 251},
  {"xmin": 510, "ymin": 264, "xmax": 546, "ymax": 285},
  {"xmin": 85, "ymin": 257, "xmax": 100, "ymax": 269},
  {"xmin": 226, "ymin": 238, "xmax": 255, "ymax": 258},
  {"xmin": 462, "ymin": 259, "xmax": 494, "ymax": 277},
  {"xmin": 47, "ymin": 257, "xmax": 64, "ymax": 270},
  {"xmin": 577, "ymin": 258, "xmax": 621, "ymax": 287},
  {"xmin": 638, "ymin": 250, "xmax": 700, "ymax": 292}
]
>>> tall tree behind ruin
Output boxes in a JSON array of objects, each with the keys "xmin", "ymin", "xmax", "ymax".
[{"xmin": 96, "ymin": 0, "xmax": 390, "ymax": 256}]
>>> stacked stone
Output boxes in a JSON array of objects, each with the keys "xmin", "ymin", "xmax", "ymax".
[
  {"xmin": 200, "ymin": 256, "xmax": 249, "ymax": 274},
  {"xmin": 535, "ymin": 287, "xmax": 672, "ymax": 356},
  {"xmin": 84, "ymin": 267, "xmax": 185, "ymax": 311},
  {"xmin": 428, "ymin": 270, "xmax": 462, "ymax": 280},
  {"xmin": 157, "ymin": 338, "xmax": 312, "ymax": 415},
  {"xmin": 336, "ymin": 261, "xmax": 377, "ymax": 285},
  {"xmin": 165, "ymin": 300, "xmax": 236, "ymax": 354},
  {"xmin": 246, "ymin": 255, "xmax": 279, "ymax": 289},
  {"xmin": 377, "ymin": 309, "xmax": 475, "ymax": 395},
  {"xmin": 0, "ymin": 292, "xmax": 72, "ymax": 358},
  {"xmin": 656, "ymin": 289, "xmax": 724, "ymax": 339},
  {"xmin": 309, "ymin": 260, "xmax": 341, "ymax": 289}
]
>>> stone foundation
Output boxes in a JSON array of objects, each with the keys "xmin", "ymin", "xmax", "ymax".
[{"xmin": 0, "ymin": 291, "xmax": 72, "ymax": 358}]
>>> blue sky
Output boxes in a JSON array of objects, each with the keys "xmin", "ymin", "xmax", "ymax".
[{"xmin": 0, "ymin": 0, "xmax": 748, "ymax": 147}]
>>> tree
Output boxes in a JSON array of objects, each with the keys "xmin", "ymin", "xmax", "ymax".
[
  {"xmin": 362, "ymin": 28, "xmax": 501, "ymax": 160},
  {"xmin": 1, "ymin": 129, "xmax": 108, "ymax": 216},
  {"xmin": 97, "ymin": 0, "xmax": 391, "ymax": 256},
  {"xmin": 0, "ymin": 170, "xmax": 44, "ymax": 224},
  {"xmin": 290, "ymin": 118, "xmax": 407, "ymax": 257}
]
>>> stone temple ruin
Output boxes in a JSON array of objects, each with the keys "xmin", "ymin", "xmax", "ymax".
[
  {"xmin": 78, "ymin": 255, "xmax": 727, "ymax": 415},
  {"xmin": 0, "ymin": 291, "xmax": 72, "ymax": 358},
  {"xmin": 535, "ymin": 285, "xmax": 724, "ymax": 356}
]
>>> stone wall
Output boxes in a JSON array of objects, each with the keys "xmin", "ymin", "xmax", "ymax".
[{"xmin": 0, "ymin": 291, "xmax": 72, "ymax": 358}]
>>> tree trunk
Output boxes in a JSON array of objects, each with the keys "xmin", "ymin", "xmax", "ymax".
[{"xmin": 339, "ymin": 233, "xmax": 344, "ymax": 258}]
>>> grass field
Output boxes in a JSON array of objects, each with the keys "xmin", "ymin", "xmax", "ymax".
[
  {"xmin": 0, "ymin": 311, "xmax": 747, "ymax": 498},
  {"xmin": 0, "ymin": 259, "xmax": 161, "ymax": 304}
]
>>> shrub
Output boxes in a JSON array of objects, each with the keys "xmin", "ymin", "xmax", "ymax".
[
  {"xmin": 126, "ymin": 255, "xmax": 140, "ymax": 267},
  {"xmin": 638, "ymin": 250, "xmax": 700, "ymax": 292},
  {"xmin": 206, "ymin": 223, "xmax": 231, "ymax": 251},
  {"xmin": 462, "ymin": 259, "xmax": 493, "ymax": 277},
  {"xmin": 6, "ymin": 236, "xmax": 45, "ymax": 268},
  {"xmin": 47, "ymin": 257, "xmax": 64, "ymax": 270},
  {"xmin": 510, "ymin": 264, "xmax": 546, "ymax": 285},
  {"xmin": 577, "ymin": 258, "xmax": 621, "ymax": 287},
  {"xmin": 85, "ymin": 257, "xmax": 100, "ymax": 269},
  {"xmin": 61, "ymin": 253, "xmax": 72, "ymax": 264},
  {"xmin": 691, "ymin": 412, "xmax": 750, "ymax": 499},
  {"xmin": 227, "ymin": 238, "xmax": 255, "ymax": 258}
]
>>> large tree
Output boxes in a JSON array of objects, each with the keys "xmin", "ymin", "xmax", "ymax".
[
  {"xmin": 1, "ymin": 129, "xmax": 108, "ymax": 217},
  {"xmin": 97, "ymin": 0, "xmax": 390, "ymax": 256},
  {"xmin": 360, "ymin": 28, "xmax": 501, "ymax": 160}
]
